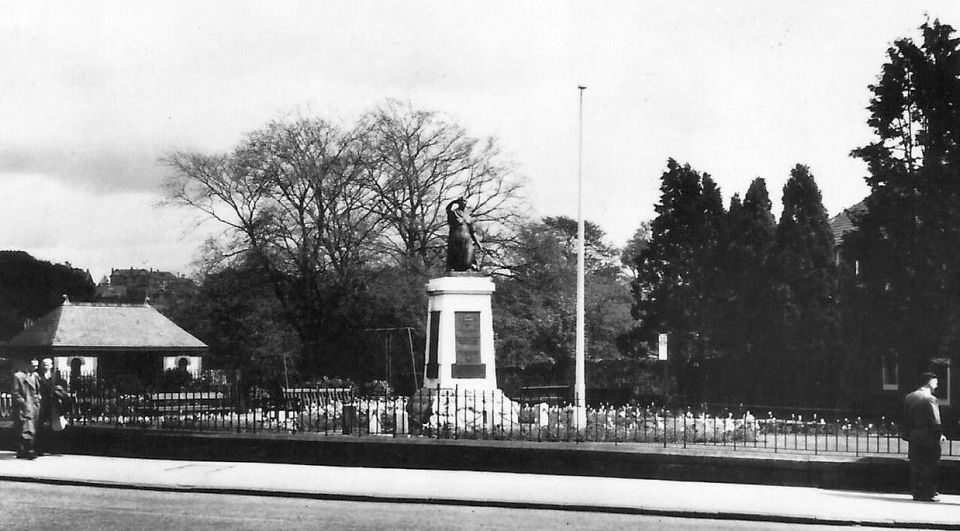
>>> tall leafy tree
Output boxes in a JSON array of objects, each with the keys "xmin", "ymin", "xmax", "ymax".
[
  {"xmin": 621, "ymin": 222, "xmax": 651, "ymax": 282},
  {"xmin": 632, "ymin": 159, "xmax": 725, "ymax": 399},
  {"xmin": 162, "ymin": 259, "xmax": 301, "ymax": 388},
  {"xmin": 494, "ymin": 216, "xmax": 633, "ymax": 381},
  {"xmin": 0, "ymin": 251, "xmax": 96, "ymax": 341},
  {"xmin": 848, "ymin": 19, "xmax": 960, "ymax": 387},
  {"xmin": 766, "ymin": 165, "xmax": 838, "ymax": 405},
  {"xmin": 710, "ymin": 178, "xmax": 777, "ymax": 401}
]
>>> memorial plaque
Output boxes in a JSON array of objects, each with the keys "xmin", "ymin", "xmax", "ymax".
[{"xmin": 452, "ymin": 311, "xmax": 485, "ymax": 378}]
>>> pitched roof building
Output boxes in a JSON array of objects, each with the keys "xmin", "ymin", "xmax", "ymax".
[
  {"xmin": 827, "ymin": 199, "xmax": 956, "ymax": 418},
  {"xmin": 2, "ymin": 298, "xmax": 206, "ymax": 383},
  {"xmin": 96, "ymin": 268, "xmax": 196, "ymax": 311},
  {"xmin": 828, "ymin": 200, "xmax": 867, "ymax": 245},
  {"xmin": 828, "ymin": 200, "xmax": 868, "ymax": 266}
]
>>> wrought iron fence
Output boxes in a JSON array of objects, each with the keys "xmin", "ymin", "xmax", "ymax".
[{"xmin": 3, "ymin": 382, "xmax": 955, "ymax": 457}]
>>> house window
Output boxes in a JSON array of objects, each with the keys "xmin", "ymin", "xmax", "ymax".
[
  {"xmin": 881, "ymin": 354, "xmax": 899, "ymax": 391},
  {"xmin": 930, "ymin": 358, "xmax": 952, "ymax": 407}
]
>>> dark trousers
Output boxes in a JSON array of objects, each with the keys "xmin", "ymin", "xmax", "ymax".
[
  {"xmin": 13, "ymin": 418, "xmax": 35, "ymax": 456},
  {"xmin": 34, "ymin": 423, "xmax": 52, "ymax": 454},
  {"xmin": 909, "ymin": 441, "xmax": 941, "ymax": 499}
]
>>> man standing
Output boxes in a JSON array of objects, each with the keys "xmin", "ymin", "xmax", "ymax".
[
  {"xmin": 35, "ymin": 357, "xmax": 63, "ymax": 455},
  {"xmin": 902, "ymin": 372, "xmax": 946, "ymax": 502},
  {"xmin": 12, "ymin": 359, "xmax": 42, "ymax": 459}
]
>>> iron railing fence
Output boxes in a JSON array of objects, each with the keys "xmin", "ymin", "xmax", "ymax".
[{"xmin": 3, "ymin": 385, "xmax": 955, "ymax": 457}]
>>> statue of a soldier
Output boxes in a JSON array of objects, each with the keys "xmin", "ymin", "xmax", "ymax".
[{"xmin": 446, "ymin": 197, "xmax": 483, "ymax": 272}]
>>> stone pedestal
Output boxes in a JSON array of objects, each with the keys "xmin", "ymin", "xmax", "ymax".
[
  {"xmin": 406, "ymin": 386, "xmax": 520, "ymax": 435},
  {"xmin": 422, "ymin": 275, "xmax": 497, "ymax": 391}
]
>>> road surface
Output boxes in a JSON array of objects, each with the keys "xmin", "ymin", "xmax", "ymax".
[{"xmin": 0, "ymin": 480, "xmax": 895, "ymax": 530}]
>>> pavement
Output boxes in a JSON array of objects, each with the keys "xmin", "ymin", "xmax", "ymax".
[{"xmin": 0, "ymin": 451, "xmax": 959, "ymax": 528}]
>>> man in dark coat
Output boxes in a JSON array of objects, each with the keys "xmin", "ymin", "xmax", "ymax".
[
  {"xmin": 902, "ymin": 372, "xmax": 945, "ymax": 502},
  {"xmin": 35, "ymin": 357, "xmax": 66, "ymax": 455},
  {"xmin": 12, "ymin": 358, "xmax": 41, "ymax": 459}
]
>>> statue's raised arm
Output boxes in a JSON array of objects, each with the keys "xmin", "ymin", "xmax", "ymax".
[{"xmin": 445, "ymin": 198, "xmax": 482, "ymax": 272}]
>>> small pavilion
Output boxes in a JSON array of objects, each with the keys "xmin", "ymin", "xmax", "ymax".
[{"xmin": 2, "ymin": 297, "xmax": 207, "ymax": 384}]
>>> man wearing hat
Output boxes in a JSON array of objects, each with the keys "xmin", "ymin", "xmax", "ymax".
[
  {"xmin": 901, "ymin": 372, "xmax": 946, "ymax": 502},
  {"xmin": 12, "ymin": 358, "xmax": 42, "ymax": 459}
]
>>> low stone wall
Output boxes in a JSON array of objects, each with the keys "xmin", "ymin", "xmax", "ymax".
[{"xmin": 5, "ymin": 424, "xmax": 959, "ymax": 494}]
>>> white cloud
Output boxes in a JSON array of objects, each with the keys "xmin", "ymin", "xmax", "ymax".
[
  {"xmin": 0, "ymin": 174, "xmax": 213, "ymax": 281},
  {"xmin": 0, "ymin": 0, "xmax": 958, "ymax": 264}
]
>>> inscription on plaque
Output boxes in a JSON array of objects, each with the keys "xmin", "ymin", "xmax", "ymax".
[{"xmin": 452, "ymin": 311, "xmax": 485, "ymax": 378}]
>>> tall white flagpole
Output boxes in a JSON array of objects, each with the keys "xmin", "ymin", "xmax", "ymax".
[{"xmin": 575, "ymin": 85, "xmax": 587, "ymax": 428}]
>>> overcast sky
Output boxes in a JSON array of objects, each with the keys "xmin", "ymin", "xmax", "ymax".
[{"xmin": 3, "ymin": 1, "xmax": 959, "ymax": 282}]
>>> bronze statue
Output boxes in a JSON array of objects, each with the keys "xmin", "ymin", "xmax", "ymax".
[{"xmin": 446, "ymin": 198, "xmax": 483, "ymax": 271}]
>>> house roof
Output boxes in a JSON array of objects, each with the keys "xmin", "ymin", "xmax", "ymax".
[
  {"xmin": 828, "ymin": 201, "xmax": 867, "ymax": 245},
  {"xmin": 5, "ymin": 301, "xmax": 206, "ymax": 351}
]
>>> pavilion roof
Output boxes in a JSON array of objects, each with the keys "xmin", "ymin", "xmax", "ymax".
[{"xmin": 5, "ymin": 301, "xmax": 206, "ymax": 351}]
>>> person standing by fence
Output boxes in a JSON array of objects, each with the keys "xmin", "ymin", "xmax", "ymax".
[
  {"xmin": 901, "ymin": 372, "xmax": 946, "ymax": 502},
  {"xmin": 34, "ymin": 357, "xmax": 68, "ymax": 456},
  {"xmin": 12, "ymin": 359, "xmax": 41, "ymax": 459}
]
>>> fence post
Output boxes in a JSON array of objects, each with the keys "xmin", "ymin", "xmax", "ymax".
[
  {"xmin": 682, "ymin": 407, "xmax": 687, "ymax": 449},
  {"xmin": 662, "ymin": 407, "xmax": 667, "ymax": 449},
  {"xmin": 813, "ymin": 414, "xmax": 818, "ymax": 456},
  {"xmin": 454, "ymin": 385, "xmax": 459, "ymax": 439},
  {"xmin": 614, "ymin": 405, "xmax": 619, "ymax": 446},
  {"xmin": 589, "ymin": 403, "xmax": 594, "ymax": 442},
  {"xmin": 732, "ymin": 409, "xmax": 738, "ymax": 451},
  {"xmin": 642, "ymin": 406, "xmax": 647, "ymax": 444},
  {"xmin": 773, "ymin": 413, "xmax": 777, "ymax": 453},
  {"xmin": 879, "ymin": 416, "xmax": 884, "ymax": 454},
  {"xmin": 437, "ymin": 383, "xmax": 443, "ymax": 440},
  {"xmin": 855, "ymin": 417, "xmax": 860, "ymax": 457},
  {"xmin": 842, "ymin": 418, "xmax": 848, "ymax": 456},
  {"xmin": 480, "ymin": 389, "xmax": 486, "ymax": 440}
]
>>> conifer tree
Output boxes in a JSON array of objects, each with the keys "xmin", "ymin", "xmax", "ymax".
[
  {"xmin": 633, "ymin": 159, "xmax": 725, "ymax": 399},
  {"xmin": 848, "ymin": 19, "xmax": 960, "ymax": 387},
  {"xmin": 767, "ymin": 165, "xmax": 838, "ymax": 405},
  {"xmin": 713, "ymin": 178, "xmax": 776, "ymax": 401}
]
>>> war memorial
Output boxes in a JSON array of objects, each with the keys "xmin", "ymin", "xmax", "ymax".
[{"xmin": 5, "ymin": 8, "xmax": 960, "ymax": 527}]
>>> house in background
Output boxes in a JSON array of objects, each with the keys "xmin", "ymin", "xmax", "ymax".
[
  {"xmin": 96, "ymin": 267, "xmax": 196, "ymax": 312},
  {"xmin": 1, "ymin": 297, "xmax": 206, "ymax": 385},
  {"xmin": 829, "ymin": 201, "xmax": 955, "ymax": 422},
  {"xmin": 829, "ymin": 200, "xmax": 867, "ymax": 267}
]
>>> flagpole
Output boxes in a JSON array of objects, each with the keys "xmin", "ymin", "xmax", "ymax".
[{"xmin": 575, "ymin": 85, "xmax": 587, "ymax": 429}]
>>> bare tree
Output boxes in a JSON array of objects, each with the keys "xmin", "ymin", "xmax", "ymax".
[
  {"xmin": 361, "ymin": 100, "xmax": 526, "ymax": 269},
  {"xmin": 162, "ymin": 106, "xmax": 529, "ymax": 376},
  {"xmin": 163, "ymin": 117, "xmax": 380, "ymax": 374}
]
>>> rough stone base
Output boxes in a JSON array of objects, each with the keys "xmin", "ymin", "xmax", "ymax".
[{"xmin": 406, "ymin": 387, "xmax": 520, "ymax": 436}]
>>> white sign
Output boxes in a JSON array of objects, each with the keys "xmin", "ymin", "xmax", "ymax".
[{"xmin": 658, "ymin": 333, "xmax": 668, "ymax": 361}]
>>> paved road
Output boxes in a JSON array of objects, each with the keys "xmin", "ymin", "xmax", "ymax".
[
  {"xmin": 3, "ymin": 453, "xmax": 959, "ymax": 528},
  {"xmin": 0, "ymin": 481, "xmax": 895, "ymax": 530}
]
